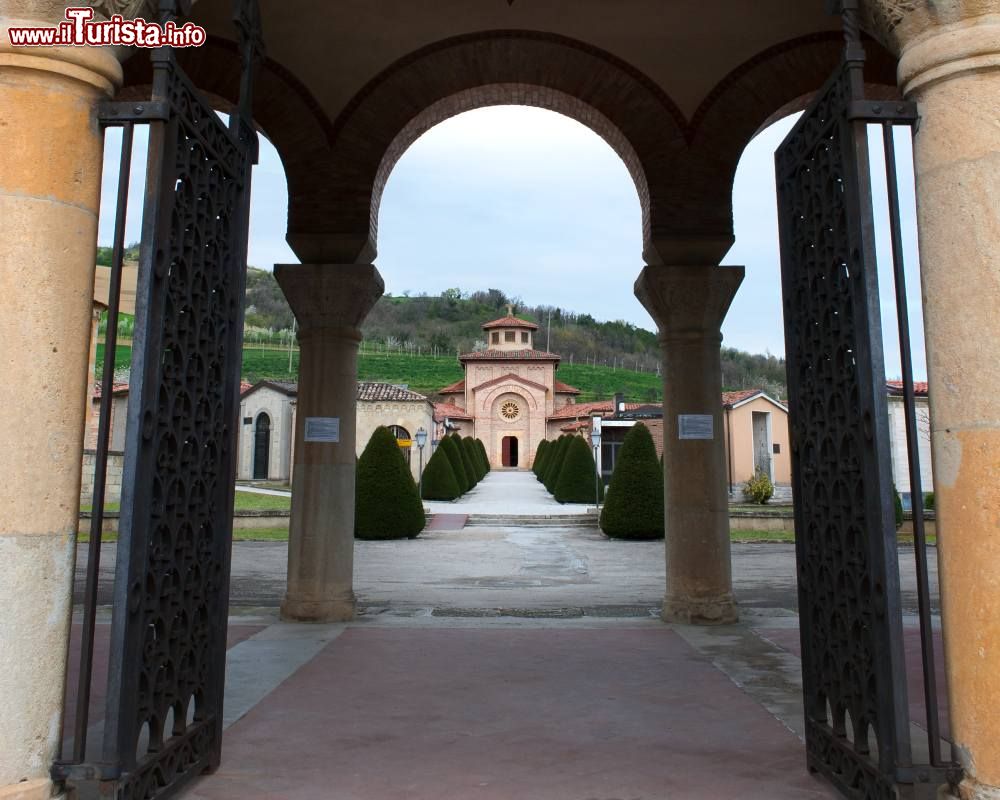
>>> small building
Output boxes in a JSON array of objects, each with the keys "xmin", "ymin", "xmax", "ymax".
[{"xmin": 886, "ymin": 380, "xmax": 933, "ymax": 509}]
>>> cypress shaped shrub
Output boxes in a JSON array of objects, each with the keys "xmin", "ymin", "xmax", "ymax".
[
  {"xmin": 455, "ymin": 434, "xmax": 479, "ymax": 486},
  {"xmin": 476, "ymin": 439, "xmax": 491, "ymax": 473},
  {"xmin": 554, "ymin": 435, "xmax": 603, "ymax": 504},
  {"xmin": 421, "ymin": 445, "xmax": 461, "ymax": 500},
  {"xmin": 355, "ymin": 426, "xmax": 425, "ymax": 540},
  {"xmin": 533, "ymin": 440, "xmax": 550, "ymax": 477},
  {"xmin": 539, "ymin": 435, "xmax": 560, "ymax": 488},
  {"xmin": 461, "ymin": 436, "xmax": 485, "ymax": 481},
  {"xmin": 600, "ymin": 423, "xmax": 664, "ymax": 540},
  {"xmin": 543, "ymin": 435, "xmax": 570, "ymax": 494},
  {"xmin": 440, "ymin": 435, "xmax": 470, "ymax": 494}
]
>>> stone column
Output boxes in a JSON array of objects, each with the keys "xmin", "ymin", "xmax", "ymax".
[
  {"xmin": 896, "ymin": 13, "xmax": 1000, "ymax": 800},
  {"xmin": 635, "ymin": 265, "xmax": 744, "ymax": 625},
  {"xmin": 0, "ymin": 10, "xmax": 121, "ymax": 798},
  {"xmin": 275, "ymin": 264, "xmax": 384, "ymax": 622}
]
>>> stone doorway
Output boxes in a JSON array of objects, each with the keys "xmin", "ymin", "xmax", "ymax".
[
  {"xmin": 253, "ymin": 412, "xmax": 271, "ymax": 480},
  {"xmin": 501, "ymin": 436, "xmax": 519, "ymax": 468}
]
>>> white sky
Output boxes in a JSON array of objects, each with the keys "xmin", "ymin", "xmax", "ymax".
[{"xmin": 98, "ymin": 105, "xmax": 926, "ymax": 378}]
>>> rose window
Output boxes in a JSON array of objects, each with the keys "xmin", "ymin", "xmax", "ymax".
[{"xmin": 500, "ymin": 401, "xmax": 520, "ymax": 421}]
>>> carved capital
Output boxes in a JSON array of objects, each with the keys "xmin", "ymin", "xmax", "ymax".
[
  {"xmin": 860, "ymin": 0, "xmax": 998, "ymax": 56},
  {"xmin": 274, "ymin": 263, "xmax": 384, "ymax": 334},
  {"xmin": 634, "ymin": 265, "xmax": 744, "ymax": 341}
]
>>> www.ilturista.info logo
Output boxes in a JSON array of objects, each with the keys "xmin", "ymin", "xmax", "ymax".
[{"xmin": 8, "ymin": 6, "xmax": 206, "ymax": 48}]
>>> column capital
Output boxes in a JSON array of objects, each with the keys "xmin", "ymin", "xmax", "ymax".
[
  {"xmin": 274, "ymin": 263, "xmax": 384, "ymax": 334},
  {"xmin": 898, "ymin": 13, "xmax": 1000, "ymax": 95},
  {"xmin": 634, "ymin": 265, "xmax": 744, "ymax": 340}
]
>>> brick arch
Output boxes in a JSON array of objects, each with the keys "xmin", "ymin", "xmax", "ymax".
[
  {"xmin": 315, "ymin": 30, "xmax": 689, "ymax": 265},
  {"xmin": 680, "ymin": 32, "xmax": 900, "ymax": 240}
]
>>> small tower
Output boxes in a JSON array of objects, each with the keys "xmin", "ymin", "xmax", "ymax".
[{"xmin": 482, "ymin": 305, "xmax": 539, "ymax": 352}]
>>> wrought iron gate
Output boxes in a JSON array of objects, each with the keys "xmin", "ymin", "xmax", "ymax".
[
  {"xmin": 775, "ymin": 2, "xmax": 958, "ymax": 798},
  {"xmin": 55, "ymin": 2, "xmax": 262, "ymax": 797}
]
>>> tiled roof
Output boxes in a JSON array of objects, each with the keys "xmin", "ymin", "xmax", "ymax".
[
  {"xmin": 721, "ymin": 389, "xmax": 762, "ymax": 408},
  {"xmin": 459, "ymin": 349, "xmax": 560, "ymax": 362},
  {"xmin": 481, "ymin": 314, "xmax": 538, "ymax": 331},
  {"xmin": 357, "ymin": 382, "xmax": 427, "ymax": 402},
  {"xmin": 92, "ymin": 382, "xmax": 130, "ymax": 398},
  {"xmin": 547, "ymin": 400, "xmax": 646, "ymax": 421},
  {"xmin": 438, "ymin": 379, "xmax": 466, "ymax": 394},
  {"xmin": 886, "ymin": 380, "xmax": 929, "ymax": 397},
  {"xmin": 560, "ymin": 421, "xmax": 590, "ymax": 432},
  {"xmin": 433, "ymin": 401, "xmax": 473, "ymax": 421},
  {"xmin": 242, "ymin": 380, "xmax": 299, "ymax": 398},
  {"xmin": 553, "ymin": 380, "xmax": 580, "ymax": 394}
]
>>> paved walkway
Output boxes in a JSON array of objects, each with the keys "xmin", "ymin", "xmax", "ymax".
[{"xmin": 424, "ymin": 469, "xmax": 593, "ymax": 516}]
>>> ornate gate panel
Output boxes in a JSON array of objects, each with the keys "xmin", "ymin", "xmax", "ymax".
[
  {"xmin": 775, "ymin": 3, "xmax": 957, "ymax": 798},
  {"xmin": 55, "ymin": 2, "xmax": 262, "ymax": 798}
]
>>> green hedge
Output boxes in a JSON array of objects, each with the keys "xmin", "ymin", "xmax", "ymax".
[
  {"xmin": 600, "ymin": 423, "xmax": 663, "ymax": 540},
  {"xmin": 355, "ymin": 426, "xmax": 425, "ymax": 540},
  {"xmin": 533, "ymin": 439, "xmax": 550, "ymax": 477},
  {"xmin": 476, "ymin": 438, "xmax": 490, "ymax": 473},
  {"xmin": 440, "ymin": 435, "xmax": 470, "ymax": 494},
  {"xmin": 421, "ymin": 444, "xmax": 461, "ymax": 500},
  {"xmin": 456, "ymin": 434, "xmax": 479, "ymax": 486},
  {"xmin": 554, "ymin": 435, "xmax": 603, "ymax": 504},
  {"xmin": 543, "ymin": 435, "xmax": 570, "ymax": 494},
  {"xmin": 462, "ymin": 436, "xmax": 485, "ymax": 481}
]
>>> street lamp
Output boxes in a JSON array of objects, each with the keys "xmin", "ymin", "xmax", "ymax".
[
  {"xmin": 415, "ymin": 427, "xmax": 428, "ymax": 496},
  {"xmin": 590, "ymin": 420, "xmax": 602, "ymax": 513}
]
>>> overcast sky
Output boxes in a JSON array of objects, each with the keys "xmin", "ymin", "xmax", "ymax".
[{"xmin": 99, "ymin": 105, "xmax": 926, "ymax": 378}]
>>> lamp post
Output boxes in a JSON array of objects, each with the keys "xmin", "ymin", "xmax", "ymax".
[
  {"xmin": 590, "ymin": 422, "xmax": 602, "ymax": 513},
  {"xmin": 415, "ymin": 427, "xmax": 428, "ymax": 497}
]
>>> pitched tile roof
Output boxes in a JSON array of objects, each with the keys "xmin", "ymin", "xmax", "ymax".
[
  {"xmin": 459, "ymin": 348, "xmax": 560, "ymax": 362},
  {"xmin": 92, "ymin": 382, "xmax": 130, "ymax": 399},
  {"xmin": 560, "ymin": 421, "xmax": 590, "ymax": 432},
  {"xmin": 241, "ymin": 380, "xmax": 299, "ymax": 398},
  {"xmin": 433, "ymin": 401, "xmax": 473, "ymax": 421},
  {"xmin": 721, "ymin": 389, "xmax": 762, "ymax": 408},
  {"xmin": 547, "ymin": 400, "xmax": 646, "ymax": 421},
  {"xmin": 481, "ymin": 314, "xmax": 538, "ymax": 331},
  {"xmin": 356, "ymin": 382, "xmax": 428, "ymax": 402},
  {"xmin": 553, "ymin": 380, "xmax": 580, "ymax": 394},
  {"xmin": 886, "ymin": 380, "xmax": 929, "ymax": 397},
  {"xmin": 438, "ymin": 379, "xmax": 466, "ymax": 394}
]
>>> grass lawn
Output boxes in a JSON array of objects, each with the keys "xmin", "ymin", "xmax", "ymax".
[
  {"xmin": 82, "ymin": 492, "xmax": 290, "ymax": 514},
  {"xmin": 731, "ymin": 529, "xmax": 795, "ymax": 542}
]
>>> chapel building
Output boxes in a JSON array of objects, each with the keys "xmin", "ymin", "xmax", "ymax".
[{"xmin": 437, "ymin": 308, "xmax": 582, "ymax": 468}]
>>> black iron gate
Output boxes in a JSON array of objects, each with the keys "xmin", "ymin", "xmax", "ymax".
[
  {"xmin": 55, "ymin": 2, "xmax": 262, "ymax": 797},
  {"xmin": 775, "ymin": 2, "xmax": 958, "ymax": 798}
]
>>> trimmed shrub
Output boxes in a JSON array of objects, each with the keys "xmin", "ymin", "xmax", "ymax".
[
  {"xmin": 533, "ymin": 440, "xmax": 550, "ymax": 477},
  {"xmin": 742, "ymin": 470, "xmax": 774, "ymax": 505},
  {"xmin": 540, "ymin": 435, "xmax": 560, "ymax": 489},
  {"xmin": 543, "ymin": 435, "xmax": 570, "ymax": 494},
  {"xmin": 440, "ymin": 435, "xmax": 470, "ymax": 494},
  {"xmin": 600, "ymin": 423, "xmax": 664, "ymax": 540},
  {"xmin": 421, "ymin": 444, "xmax": 461, "ymax": 500},
  {"xmin": 923, "ymin": 492, "xmax": 935, "ymax": 511},
  {"xmin": 355, "ymin": 426, "xmax": 425, "ymax": 540},
  {"xmin": 461, "ymin": 436, "xmax": 485, "ymax": 482},
  {"xmin": 476, "ymin": 439, "xmax": 491, "ymax": 473},
  {"xmin": 554, "ymin": 436, "xmax": 603, "ymax": 504},
  {"xmin": 893, "ymin": 484, "xmax": 904, "ymax": 529},
  {"xmin": 455, "ymin": 434, "xmax": 479, "ymax": 486}
]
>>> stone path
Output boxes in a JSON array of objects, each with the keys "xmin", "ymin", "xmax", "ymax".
[{"xmin": 424, "ymin": 469, "xmax": 592, "ymax": 516}]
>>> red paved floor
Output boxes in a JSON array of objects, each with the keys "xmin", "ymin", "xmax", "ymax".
[{"xmin": 188, "ymin": 627, "xmax": 838, "ymax": 800}]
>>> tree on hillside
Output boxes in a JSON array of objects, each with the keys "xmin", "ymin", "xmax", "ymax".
[
  {"xmin": 421, "ymin": 445, "xmax": 461, "ymax": 501},
  {"xmin": 554, "ymin": 436, "xmax": 603, "ymax": 504},
  {"xmin": 355, "ymin": 426, "xmax": 425, "ymax": 540},
  {"xmin": 600, "ymin": 423, "xmax": 664, "ymax": 540},
  {"xmin": 440, "ymin": 435, "xmax": 471, "ymax": 494}
]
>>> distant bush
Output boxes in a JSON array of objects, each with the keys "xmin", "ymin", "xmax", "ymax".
[
  {"xmin": 461, "ymin": 436, "xmax": 485, "ymax": 481},
  {"xmin": 421, "ymin": 445, "xmax": 461, "ymax": 501},
  {"xmin": 533, "ymin": 440, "xmax": 550, "ymax": 477},
  {"xmin": 439, "ymin": 436, "xmax": 470, "ymax": 494},
  {"xmin": 355, "ymin": 426, "xmax": 425, "ymax": 540},
  {"xmin": 476, "ymin": 438, "xmax": 491, "ymax": 473},
  {"xmin": 893, "ymin": 484, "xmax": 903, "ymax": 529},
  {"xmin": 554, "ymin": 436, "xmax": 603, "ymax": 504},
  {"xmin": 543, "ymin": 435, "xmax": 570, "ymax": 493},
  {"xmin": 600, "ymin": 423, "xmax": 663, "ymax": 540},
  {"xmin": 456, "ymin": 434, "xmax": 480, "ymax": 486},
  {"xmin": 924, "ymin": 492, "xmax": 935, "ymax": 511},
  {"xmin": 742, "ymin": 470, "xmax": 774, "ymax": 505}
]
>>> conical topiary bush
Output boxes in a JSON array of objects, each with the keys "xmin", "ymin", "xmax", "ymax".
[
  {"xmin": 355, "ymin": 426, "xmax": 425, "ymax": 540},
  {"xmin": 440, "ymin": 435, "xmax": 470, "ymax": 494},
  {"xmin": 476, "ymin": 439, "xmax": 490, "ymax": 473},
  {"xmin": 533, "ymin": 439, "xmax": 549, "ymax": 477},
  {"xmin": 543, "ymin": 435, "xmax": 570, "ymax": 494},
  {"xmin": 462, "ymin": 436, "xmax": 485, "ymax": 481},
  {"xmin": 421, "ymin": 444, "xmax": 461, "ymax": 500},
  {"xmin": 554, "ymin": 435, "xmax": 603, "ymax": 504},
  {"xmin": 600, "ymin": 423, "xmax": 664, "ymax": 540},
  {"xmin": 456, "ymin": 434, "xmax": 479, "ymax": 487}
]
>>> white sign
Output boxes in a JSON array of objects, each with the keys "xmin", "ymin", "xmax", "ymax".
[
  {"xmin": 304, "ymin": 417, "xmax": 340, "ymax": 443},
  {"xmin": 678, "ymin": 414, "xmax": 714, "ymax": 440}
]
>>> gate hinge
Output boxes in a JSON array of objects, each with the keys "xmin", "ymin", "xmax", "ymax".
[
  {"xmin": 847, "ymin": 100, "xmax": 918, "ymax": 124},
  {"xmin": 99, "ymin": 100, "xmax": 170, "ymax": 124},
  {"xmin": 51, "ymin": 759, "xmax": 123, "ymax": 781}
]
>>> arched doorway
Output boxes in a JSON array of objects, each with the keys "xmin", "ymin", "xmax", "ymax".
[
  {"xmin": 388, "ymin": 424, "xmax": 412, "ymax": 466},
  {"xmin": 502, "ymin": 436, "xmax": 519, "ymax": 468},
  {"xmin": 253, "ymin": 413, "xmax": 271, "ymax": 480}
]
